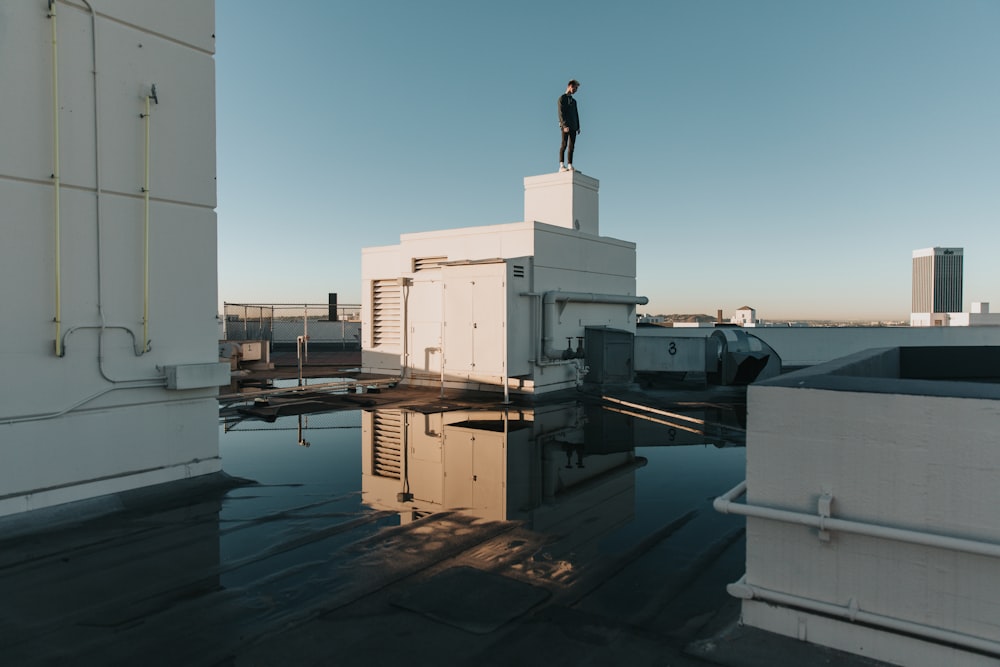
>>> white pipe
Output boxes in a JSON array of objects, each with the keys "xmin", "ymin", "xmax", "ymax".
[
  {"xmin": 728, "ymin": 575, "xmax": 1000, "ymax": 657},
  {"xmin": 403, "ymin": 283, "xmax": 409, "ymax": 380},
  {"xmin": 715, "ymin": 481, "xmax": 1000, "ymax": 559},
  {"xmin": 2, "ymin": 381, "xmax": 165, "ymax": 425},
  {"xmin": 303, "ymin": 305, "xmax": 309, "ymax": 362},
  {"xmin": 58, "ymin": 2, "xmax": 149, "ymax": 382},
  {"xmin": 603, "ymin": 405, "xmax": 705, "ymax": 436},
  {"xmin": 439, "ymin": 284, "xmax": 445, "ymax": 398},
  {"xmin": 141, "ymin": 89, "xmax": 155, "ymax": 352},
  {"xmin": 61, "ymin": 325, "xmax": 162, "ymax": 383},
  {"xmin": 502, "ymin": 277, "xmax": 510, "ymax": 404},
  {"xmin": 296, "ymin": 335, "xmax": 307, "ymax": 386},
  {"xmin": 540, "ymin": 290, "xmax": 648, "ymax": 360},
  {"xmin": 79, "ymin": 0, "xmax": 142, "ymax": 366},
  {"xmin": 48, "ymin": 1, "xmax": 63, "ymax": 356}
]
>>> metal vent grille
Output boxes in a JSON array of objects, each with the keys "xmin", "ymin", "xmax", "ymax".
[
  {"xmin": 372, "ymin": 410, "xmax": 402, "ymax": 479},
  {"xmin": 413, "ymin": 256, "xmax": 447, "ymax": 272},
  {"xmin": 512, "ymin": 265, "xmax": 525, "ymax": 278},
  {"xmin": 371, "ymin": 279, "xmax": 401, "ymax": 347}
]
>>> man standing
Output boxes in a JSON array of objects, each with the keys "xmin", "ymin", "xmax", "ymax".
[{"xmin": 558, "ymin": 79, "xmax": 581, "ymax": 172}]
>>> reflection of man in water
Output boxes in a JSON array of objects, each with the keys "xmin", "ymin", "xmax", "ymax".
[
  {"xmin": 564, "ymin": 442, "xmax": 585, "ymax": 468},
  {"xmin": 558, "ymin": 79, "xmax": 581, "ymax": 172}
]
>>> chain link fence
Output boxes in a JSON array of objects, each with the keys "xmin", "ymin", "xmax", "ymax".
[{"xmin": 223, "ymin": 302, "xmax": 362, "ymax": 350}]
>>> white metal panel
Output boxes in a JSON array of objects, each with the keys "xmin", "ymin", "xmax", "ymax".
[
  {"xmin": 442, "ymin": 263, "xmax": 506, "ymax": 376},
  {"xmin": 406, "ymin": 277, "xmax": 444, "ymax": 375},
  {"xmin": 88, "ymin": 0, "xmax": 215, "ymax": 53},
  {"xmin": 505, "ymin": 259, "xmax": 533, "ymax": 377},
  {"xmin": 2, "ymin": 3, "xmax": 216, "ymax": 204},
  {"xmin": 96, "ymin": 17, "xmax": 217, "ymax": 206},
  {"xmin": 634, "ymin": 336, "xmax": 706, "ymax": 372},
  {"xmin": 0, "ymin": 3, "xmax": 68, "ymax": 183},
  {"xmin": 533, "ymin": 227, "xmax": 636, "ymax": 277},
  {"xmin": 442, "ymin": 429, "xmax": 474, "ymax": 509},
  {"xmin": 442, "ymin": 426, "xmax": 506, "ymax": 520},
  {"xmin": 409, "ymin": 414, "xmax": 443, "ymax": 505}
]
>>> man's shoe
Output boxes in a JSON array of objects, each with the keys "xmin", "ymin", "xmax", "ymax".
[
  {"xmin": 559, "ymin": 164, "xmax": 568, "ymax": 172},
  {"xmin": 567, "ymin": 164, "xmax": 575, "ymax": 171}
]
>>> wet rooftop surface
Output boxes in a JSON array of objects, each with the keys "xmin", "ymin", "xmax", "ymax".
[{"xmin": 0, "ymin": 384, "xmax": 890, "ymax": 667}]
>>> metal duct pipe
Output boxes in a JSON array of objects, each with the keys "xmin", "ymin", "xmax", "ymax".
[
  {"xmin": 541, "ymin": 290, "xmax": 648, "ymax": 360},
  {"xmin": 714, "ymin": 480, "xmax": 1000, "ymax": 559},
  {"xmin": 48, "ymin": 1, "xmax": 63, "ymax": 356},
  {"xmin": 728, "ymin": 575, "xmax": 1000, "ymax": 657},
  {"xmin": 140, "ymin": 85, "xmax": 157, "ymax": 353}
]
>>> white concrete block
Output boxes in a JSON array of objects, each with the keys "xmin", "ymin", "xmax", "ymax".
[{"xmin": 524, "ymin": 171, "xmax": 599, "ymax": 235}]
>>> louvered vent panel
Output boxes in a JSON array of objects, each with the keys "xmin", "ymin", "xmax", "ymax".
[
  {"xmin": 512, "ymin": 265, "xmax": 525, "ymax": 278},
  {"xmin": 413, "ymin": 256, "xmax": 447, "ymax": 272},
  {"xmin": 372, "ymin": 280, "xmax": 401, "ymax": 347},
  {"xmin": 372, "ymin": 410, "xmax": 403, "ymax": 479}
]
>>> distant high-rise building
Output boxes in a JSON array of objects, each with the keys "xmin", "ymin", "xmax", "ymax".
[{"xmin": 911, "ymin": 247, "xmax": 963, "ymax": 326}]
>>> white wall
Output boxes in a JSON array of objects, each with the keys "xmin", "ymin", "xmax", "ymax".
[
  {"xmin": 736, "ymin": 358, "xmax": 1000, "ymax": 666},
  {"xmin": 524, "ymin": 171, "xmax": 599, "ymax": 235},
  {"xmin": 639, "ymin": 325, "xmax": 1000, "ymax": 369},
  {"xmin": 0, "ymin": 1, "xmax": 221, "ymax": 516}
]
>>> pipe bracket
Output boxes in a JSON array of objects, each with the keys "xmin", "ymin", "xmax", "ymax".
[{"xmin": 817, "ymin": 492, "xmax": 834, "ymax": 542}]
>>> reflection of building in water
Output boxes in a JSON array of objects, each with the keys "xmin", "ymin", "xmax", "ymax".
[{"xmin": 361, "ymin": 403, "xmax": 645, "ymax": 533}]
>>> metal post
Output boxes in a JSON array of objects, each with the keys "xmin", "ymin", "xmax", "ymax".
[{"xmin": 297, "ymin": 335, "xmax": 305, "ymax": 387}]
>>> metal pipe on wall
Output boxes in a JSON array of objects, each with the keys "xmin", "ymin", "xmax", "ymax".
[
  {"xmin": 45, "ymin": 2, "xmax": 159, "ymax": 388},
  {"xmin": 521, "ymin": 291, "xmax": 589, "ymax": 369},
  {"xmin": 81, "ymin": 0, "xmax": 153, "ymax": 378},
  {"xmin": 400, "ymin": 279, "xmax": 410, "ymax": 381},
  {"xmin": 140, "ymin": 85, "xmax": 157, "ymax": 353},
  {"xmin": 714, "ymin": 480, "xmax": 1000, "ymax": 560},
  {"xmin": 502, "ymin": 277, "xmax": 510, "ymax": 404},
  {"xmin": 728, "ymin": 576, "xmax": 1000, "ymax": 658},
  {"xmin": 48, "ymin": 1, "xmax": 63, "ymax": 356},
  {"xmin": 540, "ymin": 291, "xmax": 648, "ymax": 360},
  {"xmin": 303, "ymin": 305, "xmax": 309, "ymax": 361},
  {"xmin": 2, "ymin": 382, "xmax": 165, "ymax": 425}
]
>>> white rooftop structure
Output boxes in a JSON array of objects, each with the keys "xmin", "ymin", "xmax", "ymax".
[
  {"xmin": 361, "ymin": 171, "xmax": 647, "ymax": 396},
  {"xmin": 717, "ymin": 345, "xmax": 1000, "ymax": 666}
]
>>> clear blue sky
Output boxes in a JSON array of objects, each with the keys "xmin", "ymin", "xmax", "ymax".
[{"xmin": 216, "ymin": 0, "xmax": 1000, "ymax": 320}]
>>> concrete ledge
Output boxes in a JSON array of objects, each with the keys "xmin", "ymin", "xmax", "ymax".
[
  {"xmin": 755, "ymin": 345, "xmax": 1000, "ymax": 399},
  {"xmin": 0, "ymin": 459, "xmax": 226, "ymax": 526},
  {"xmin": 742, "ymin": 600, "xmax": 1000, "ymax": 667}
]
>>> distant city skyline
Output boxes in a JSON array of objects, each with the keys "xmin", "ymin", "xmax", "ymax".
[{"xmin": 216, "ymin": 1, "xmax": 1000, "ymax": 320}]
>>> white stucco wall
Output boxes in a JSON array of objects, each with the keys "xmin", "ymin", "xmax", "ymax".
[
  {"xmin": 0, "ymin": 2, "xmax": 221, "ymax": 516},
  {"xmin": 735, "ymin": 358, "xmax": 1000, "ymax": 665}
]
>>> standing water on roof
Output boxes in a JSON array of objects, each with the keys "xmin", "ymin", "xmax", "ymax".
[
  {"xmin": 0, "ymin": 398, "xmax": 748, "ymax": 666},
  {"xmin": 216, "ymin": 399, "xmax": 748, "ymax": 642}
]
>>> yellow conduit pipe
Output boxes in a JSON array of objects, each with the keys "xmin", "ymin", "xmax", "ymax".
[
  {"xmin": 49, "ymin": 1, "xmax": 63, "ymax": 356},
  {"xmin": 141, "ymin": 85, "xmax": 157, "ymax": 352}
]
